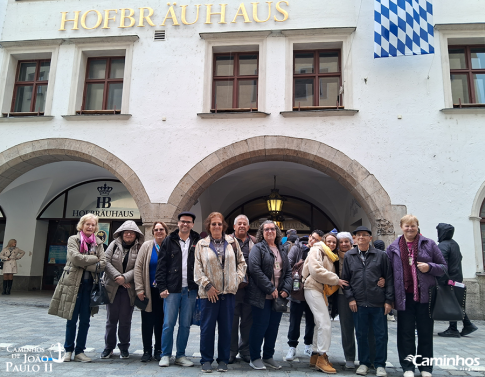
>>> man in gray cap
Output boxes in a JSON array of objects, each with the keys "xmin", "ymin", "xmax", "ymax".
[
  {"xmin": 342, "ymin": 226, "xmax": 394, "ymax": 377},
  {"xmin": 156, "ymin": 211, "xmax": 200, "ymax": 367}
]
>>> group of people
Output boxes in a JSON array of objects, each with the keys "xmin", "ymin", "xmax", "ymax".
[{"xmin": 44, "ymin": 211, "xmax": 477, "ymax": 377}]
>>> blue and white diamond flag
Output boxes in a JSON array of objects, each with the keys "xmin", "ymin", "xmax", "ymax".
[{"xmin": 374, "ymin": 0, "xmax": 434, "ymax": 58}]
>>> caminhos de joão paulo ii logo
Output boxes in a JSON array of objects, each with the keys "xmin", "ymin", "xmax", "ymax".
[{"xmin": 405, "ymin": 354, "xmax": 481, "ymax": 370}]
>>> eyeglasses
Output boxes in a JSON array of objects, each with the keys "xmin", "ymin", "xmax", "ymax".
[
  {"xmin": 154, "ymin": 228, "xmax": 165, "ymax": 232},
  {"xmin": 211, "ymin": 223, "xmax": 223, "ymax": 227},
  {"xmin": 179, "ymin": 220, "xmax": 193, "ymax": 225},
  {"xmin": 264, "ymin": 228, "xmax": 276, "ymax": 232}
]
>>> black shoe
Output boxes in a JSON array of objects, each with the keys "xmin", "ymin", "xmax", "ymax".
[
  {"xmin": 438, "ymin": 328, "xmax": 461, "ymax": 338},
  {"xmin": 2, "ymin": 281, "xmax": 6, "ymax": 295},
  {"xmin": 228, "ymin": 356, "xmax": 236, "ymax": 364},
  {"xmin": 218, "ymin": 361, "xmax": 228, "ymax": 372},
  {"xmin": 202, "ymin": 361, "xmax": 212, "ymax": 373},
  {"xmin": 100, "ymin": 349, "xmax": 113, "ymax": 359},
  {"xmin": 461, "ymin": 324, "xmax": 478, "ymax": 336},
  {"xmin": 141, "ymin": 351, "xmax": 152, "ymax": 362},
  {"xmin": 240, "ymin": 355, "xmax": 250, "ymax": 363},
  {"xmin": 6, "ymin": 280, "xmax": 11, "ymax": 295},
  {"xmin": 153, "ymin": 350, "xmax": 161, "ymax": 361},
  {"xmin": 120, "ymin": 350, "xmax": 130, "ymax": 359}
]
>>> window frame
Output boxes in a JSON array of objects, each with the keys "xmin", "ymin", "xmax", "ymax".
[
  {"xmin": 80, "ymin": 56, "xmax": 125, "ymax": 113},
  {"xmin": 211, "ymin": 52, "xmax": 259, "ymax": 112},
  {"xmin": 449, "ymin": 44, "xmax": 485, "ymax": 107},
  {"xmin": 292, "ymin": 49, "xmax": 342, "ymax": 110},
  {"xmin": 10, "ymin": 59, "xmax": 50, "ymax": 114}
]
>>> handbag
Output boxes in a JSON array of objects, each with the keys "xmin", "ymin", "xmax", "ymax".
[
  {"xmin": 134, "ymin": 296, "xmax": 149, "ymax": 310},
  {"xmin": 272, "ymin": 296, "xmax": 289, "ymax": 312},
  {"xmin": 429, "ymin": 272, "xmax": 466, "ymax": 321},
  {"xmin": 191, "ymin": 297, "xmax": 202, "ymax": 326},
  {"xmin": 0, "ymin": 260, "xmax": 3, "ymax": 270},
  {"xmin": 90, "ymin": 268, "xmax": 110, "ymax": 307}
]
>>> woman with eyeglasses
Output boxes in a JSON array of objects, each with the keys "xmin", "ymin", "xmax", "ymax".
[
  {"xmin": 194, "ymin": 212, "xmax": 247, "ymax": 373},
  {"xmin": 134, "ymin": 221, "xmax": 169, "ymax": 362},
  {"xmin": 247, "ymin": 220, "xmax": 292, "ymax": 371},
  {"xmin": 101, "ymin": 220, "xmax": 144, "ymax": 360}
]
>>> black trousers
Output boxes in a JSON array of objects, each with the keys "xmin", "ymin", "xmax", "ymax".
[
  {"xmin": 449, "ymin": 312, "xmax": 472, "ymax": 330},
  {"xmin": 141, "ymin": 287, "xmax": 164, "ymax": 352},
  {"xmin": 397, "ymin": 293, "xmax": 434, "ymax": 373},
  {"xmin": 230, "ymin": 289, "xmax": 252, "ymax": 357},
  {"xmin": 287, "ymin": 300, "xmax": 314, "ymax": 348}
]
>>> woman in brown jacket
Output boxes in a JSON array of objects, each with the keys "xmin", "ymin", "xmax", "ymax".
[
  {"xmin": 134, "ymin": 221, "xmax": 168, "ymax": 362},
  {"xmin": 48, "ymin": 213, "xmax": 106, "ymax": 363},
  {"xmin": 101, "ymin": 220, "xmax": 144, "ymax": 360},
  {"xmin": 1, "ymin": 239, "xmax": 25, "ymax": 295}
]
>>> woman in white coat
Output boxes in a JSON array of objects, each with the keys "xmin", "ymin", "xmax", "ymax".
[{"xmin": 1, "ymin": 239, "xmax": 25, "ymax": 295}]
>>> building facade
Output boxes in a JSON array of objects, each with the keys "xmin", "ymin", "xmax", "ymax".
[{"xmin": 0, "ymin": 0, "xmax": 484, "ymax": 317}]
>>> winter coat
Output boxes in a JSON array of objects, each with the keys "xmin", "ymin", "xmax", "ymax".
[
  {"xmin": 302, "ymin": 242, "xmax": 340, "ymax": 293},
  {"xmin": 104, "ymin": 221, "xmax": 144, "ymax": 306},
  {"xmin": 134, "ymin": 240, "xmax": 160, "ymax": 312},
  {"xmin": 48, "ymin": 234, "xmax": 106, "ymax": 320},
  {"xmin": 386, "ymin": 235, "xmax": 447, "ymax": 311},
  {"xmin": 194, "ymin": 235, "xmax": 247, "ymax": 298},
  {"xmin": 156, "ymin": 229, "xmax": 200, "ymax": 294},
  {"xmin": 436, "ymin": 223, "xmax": 463, "ymax": 285},
  {"xmin": 0, "ymin": 247, "xmax": 25, "ymax": 274},
  {"xmin": 246, "ymin": 240, "xmax": 292, "ymax": 309},
  {"xmin": 341, "ymin": 245, "xmax": 394, "ymax": 307}
]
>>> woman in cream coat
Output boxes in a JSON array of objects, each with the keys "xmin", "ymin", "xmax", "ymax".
[
  {"xmin": 134, "ymin": 221, "xmax": 169, "ymax": 363},
  {"xmin": 303, "ymin": 240, "xmax": 347, "ymax": 374},
  {"xmin": 1, "ymin": 239, "xmax": 25, "ymax": 295}
]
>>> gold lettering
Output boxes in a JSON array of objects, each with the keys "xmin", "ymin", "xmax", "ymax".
[
  {"xmin": 181, "ymin": 4, "xmax": 201, "ymax": 25},
  {"xmin": 138, "ymin": 7, "xmax": 155, "ymax": 27},
  {"xmin": 59, "ymin": 11, "xmax": 80, "ymax": 31},
  {"xmin": 274, "ymin": 0, "xmax": 289, "ymax": 22},
  {"xmin": 81, "ymin": 10, "xmax": 103, "ymax": 30},
  {"xmin": 102, "ymin": 9, "xmax": 118, "ymax": 29},
  {"xmin": 252, "ymin": 2, "xmax": 272, "ymax": 23},
  {"xmin": 161, "ymin": 3, "xmax": 181, "ymax": 26},
  {"xmin": 119, "ymin": 8, "xmax": 136, "ymax": 28},
  {"xmin": 205, "ymin": 4, "xmax": 227, "ymax": 24},
  {"xmin": 232, "ymin": 3, "xmax": 251, "ymax": 23}
]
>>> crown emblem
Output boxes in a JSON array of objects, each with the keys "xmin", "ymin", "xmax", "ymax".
[{"xmin": 97, "ymin": 183, "xmax": 113, "ymax": 196}]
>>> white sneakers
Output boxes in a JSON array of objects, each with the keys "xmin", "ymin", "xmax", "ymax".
[
  {"xmin": 421, "ymin": 372, "xmax": 432, "ymax": 377},
  {"xmin": 376, "ymin": 367, "xmax": 387, "ymax": 377},
  {"xmin": 285, "ymin": 347, "xmax": 296, "ymax": 361},
  {"xmin": 403, "ymin": 371, "xmax": 414, "ymax": 377},
  {"xmin": 159, "ymin": 356, "xmax": 170, "ymax": 367},
  {"xmin": 63, "ymin": 352, "xmax": 72, "ymax": 362},
  {"xmin": 304, "ymin": 345, "xmax": 312, "ymax": 357},
  {"xmin": 356, "ymin": 365, "xmax": 369, "ymax": 375},
  {"xmin": 174, "ymin": 356, "xmax": 194, "ymax": 367}
]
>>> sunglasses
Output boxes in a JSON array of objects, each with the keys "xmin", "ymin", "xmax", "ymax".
[{"xmin": 264, "ymin": 228, "xmax": 276, "ymax": 232}]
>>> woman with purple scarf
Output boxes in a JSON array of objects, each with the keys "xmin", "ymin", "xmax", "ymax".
[{"xmin": 386, "ymin": 215, "xmax": 447, "ymax": 377}]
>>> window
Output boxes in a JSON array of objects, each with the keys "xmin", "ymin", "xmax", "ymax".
[
  {"xmin": 80, "ymin": 57, "xmax": 125, "ymax": 113},
  {"xmin": 293, "ymin": 50, "xmax": 342, "ymax": 110},
  {"xmin": 10, "ymin": 60, "xmax": 50, "ymax": 114},
  {"xmin": 449, "ymin": 45, "xmax": 485, "ymax": 107},
  {"xmin": 212, "ymin": 52, "xmax": 258, "ymax": 112}
]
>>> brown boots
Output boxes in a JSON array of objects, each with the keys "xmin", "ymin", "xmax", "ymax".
[
  {"xmin": 310, "ymin": 354, "xmax": 318, "ymax": 367},
  {"xmin": 315, "ymin": 354, "xmax": 336, "ymax": 374}
]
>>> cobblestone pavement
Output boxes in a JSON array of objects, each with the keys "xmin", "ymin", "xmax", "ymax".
[{"xmin": 0, "ymin": 292, "xmax": 484, "ymax": 377}]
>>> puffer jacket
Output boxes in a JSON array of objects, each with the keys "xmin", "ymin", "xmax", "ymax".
[
  {"xmin": 436, "ymin": 223, "xmax": 463, "ymax": 285},
  {"xmin": 104, "ymin": 220, "xmax": 144, "ymax": 306},
  {"xmin": 386, "ymin": 235, "xmax": 447, "ymax": 311},
  {"xmin": 48, "ymin": 234, "xmax": 106, "ymax": 320},
  {"xmin": 302, "ymin": 242, "xmax": 339, "ymax": 292},
  {"xmin": 194, "ymin": 235, "xmax": 247, "ymax": 298},
  {"xmin": 246, "ymin": 240, "xmax": 292, "ymax": 309}
]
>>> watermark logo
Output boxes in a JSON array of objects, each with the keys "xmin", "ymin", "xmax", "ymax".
[
  {"xmin": 4, "ymin": 344, "xmax": 63, "ymax": 373},
  {"xmin": 406, "ymin": 354, "xmax": 481, "ymax": 371},
  {"xmin": 48, "ymin": 343, "xmax": 66, "ymax": 364}
]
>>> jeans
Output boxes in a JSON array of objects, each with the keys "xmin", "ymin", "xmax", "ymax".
[
  {"xmin": 230, "ymin": 289, "xmax": 252, "ymax": 357},
  {"xmin": 64, "ymin": 278, "xmax": 93, "ymax": 354},
  {"xmin": 200, "ymin": 294, "xmax": 235, "ymax": 364},
  {"xmin": 161, "ymin": 287, "xmax": 197, "ymax": 358},
  {"xmin": 353, "ymin": 306, "xmax": 388, "ymax": 368},
  {"xmin": 249, "ymin": 300, "xmax": 283, "ymax": 361},
  {"xmin": 287, "ymin": 300, "xmax": 314, "ymax": 347},
  {"xmin": 397, "ymin": 293, "xmax": 434, "ymax": 373},
  {"xmin": 141, "ymin": 287, "xmax": 164, "ymax": 352}
]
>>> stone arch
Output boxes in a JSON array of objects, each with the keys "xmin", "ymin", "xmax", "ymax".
[
  {"xmin": 0, "ymin": 138, "xmax": 151, "ymax": 221},
  {"xmin": 165, "ymin": 136, "xmax": 395, "ymax": 241},
  {"xmin": 469, "ymin": 181, "xmax": 485, "ymax": 272}
]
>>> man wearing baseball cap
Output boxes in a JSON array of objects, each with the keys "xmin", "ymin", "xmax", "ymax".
[{"xmin": 156, "ymin": 212, "xmax": 200, "ymax": 367}]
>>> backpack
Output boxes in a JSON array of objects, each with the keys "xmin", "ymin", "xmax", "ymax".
[{"xmin": 290, "ymin": 259, "xmax": 306, "ymax": 301}]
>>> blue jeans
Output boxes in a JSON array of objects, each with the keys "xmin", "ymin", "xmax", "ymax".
[
  {"xmin": 249, "ymin": 300, "xmax": 283, "ymax": 361},
  {"xmin": 200, "ymin": 294, "xmax": 235, "ymax": 364},
  {"xmin": 161, "ymin": 287, "xmax": 197, "ymax": 358},
  {"xmin": 64, "ymin": 278, "xmax": 93, "ymax": 354},
  {"xmin": 353, "ymin": 306, "xmax": 388, "ymax": 368}
]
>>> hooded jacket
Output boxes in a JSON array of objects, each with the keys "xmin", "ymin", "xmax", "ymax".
[
  {"xmin": 436, "ymin": 223, "xmax": 463, "ymax": 284},
  {"xmin": 302, "ymin": 242, "xmax": 340, "ymax": 293},
  {"xmin": 104, "ymin": 220, "xmax": 145, "ymax": 306},
  {"xmin": 156, "ymin": 228, "xmax": 200, "ymax": 293}
]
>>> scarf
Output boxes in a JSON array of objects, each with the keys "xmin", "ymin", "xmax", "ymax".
[
  {"xmin": 399, "ymin": 234, "xmax": 420, "ymax": 302},
  {"xmin": 79, "ymin": 231, "xmax": 96, "ymax": 254},
  {"xmin": 316, "ymin": 241, "xmax": 339, "ymax": 263}
]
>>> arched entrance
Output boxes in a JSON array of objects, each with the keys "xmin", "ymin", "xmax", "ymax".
[{"xmin": 165, "ymin": 136, "xmax": 396, "ymax": 242}]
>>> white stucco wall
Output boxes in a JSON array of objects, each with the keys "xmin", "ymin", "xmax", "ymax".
[{"xmin": 0, "ymin": 0, "xmax": 484, "ymax": 278}]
